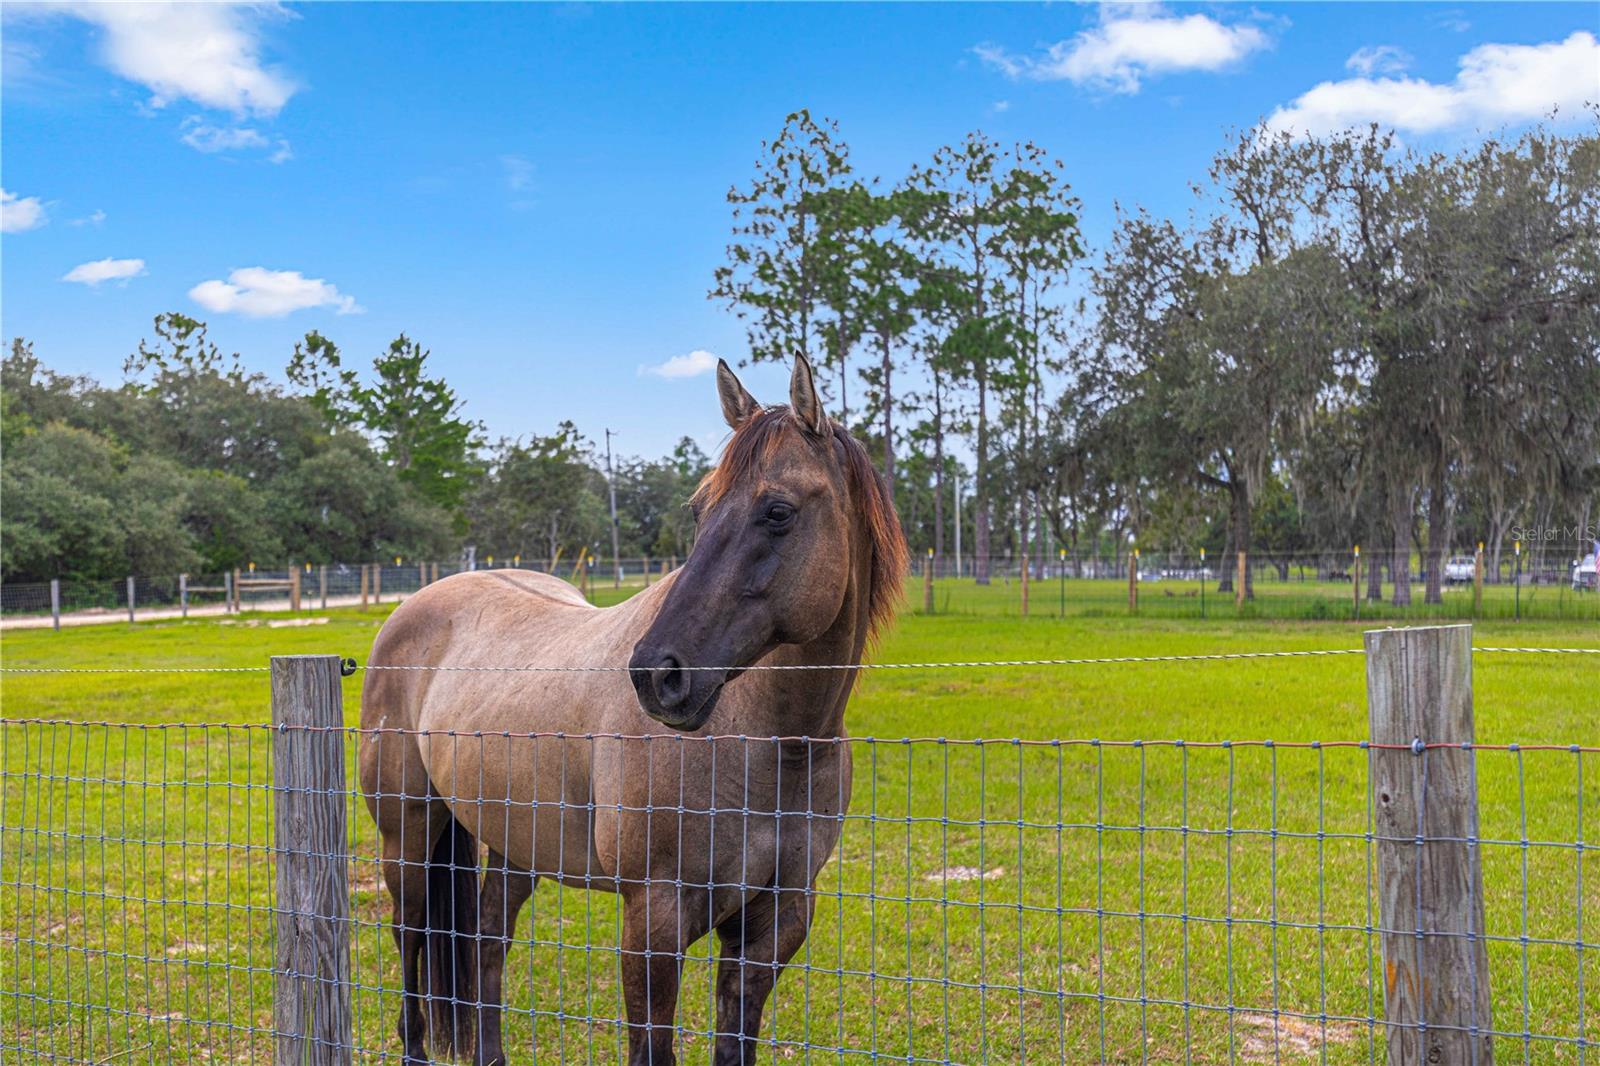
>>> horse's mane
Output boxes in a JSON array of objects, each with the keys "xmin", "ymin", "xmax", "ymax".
[{"xmin": 692, "ymin": 406, "xmax": 908, "ymax": 644}]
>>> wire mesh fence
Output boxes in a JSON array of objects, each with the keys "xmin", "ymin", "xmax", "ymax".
[
  {"xmin": 4, "ymin": 717, "xmax": 1594, "ymax": 1063},
  {"xmin": 7, "ymin": 545, "xmax": 1598, "ymax": 626}
]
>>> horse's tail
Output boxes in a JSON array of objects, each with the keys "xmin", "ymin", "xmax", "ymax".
[{"xmin": 423, "ymin": 816, "xmax": 480, "ymax": 1059}]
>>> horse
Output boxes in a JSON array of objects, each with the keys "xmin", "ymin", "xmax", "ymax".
[{"xmin": 359, "ymin": 354, "xmax": 907, "ymax": 1065}]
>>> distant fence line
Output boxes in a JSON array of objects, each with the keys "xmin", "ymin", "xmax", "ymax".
[
  {"xmin": 3, "ymin": 543, "xmax": 1596, "ymax": 628},
  {"xmin": 2, "ymin": 627, "xmax": 1594, "ymax": 1063}
]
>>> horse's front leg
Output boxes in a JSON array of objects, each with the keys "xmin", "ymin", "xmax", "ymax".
[
  {"xmin": 621, "ymin": 883, "xmax": 705, "ymax": 1066},
  {"xmin": 475, "ymin": 849, "xmax": 535, "ymax": 1066},
  {"xmin": 711, "ymin": 883, "xmax": 817, "ymax": 1066}
]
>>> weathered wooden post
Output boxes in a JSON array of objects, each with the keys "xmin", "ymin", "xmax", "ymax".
[
  {"xmin": 1473, "ymin": 543, "xmax": 1484, "ymax": 618},
  {"xmin": 319, "ymin": 565, "xmax": 328, "ymax": 611},
  {"xmin": 373, "ymin": 564, "xmax": 382, "ymax": 604},
  {"xmin": 270, "ymin": 654, "xmax": 352, "ymax": 1066},
  {"xmin": 1019, "ymin": 542, "xmax": 1030, "ymax": 617},
  {"xmin": 1128, "ymin": 548, "xmax": 1139, "ymax": 614},
  {"xmin": 289, "ymin": 566, "xmax": 302, "ymax": 613},
  {"xmin": 180, "ymin": 573, "xmax": 189, "ymax": 619},
  {"xmin": 1235, "ymin": 550, "xmax": 1247, "ymax": 608},
  {"xmin": 127, "ymin": 576, "xmax": 136, "ymax": 623},
  {"xmin": 50, "ymin": 578, "xmax": 61, "ymax": 631},
  {"xmin": 232, "ymin": 568, "xmax": 242, "ymax": 614},
  {"xmin": 1365, "ymin": 624, "xmax": 1492, "ymax": 1066},
  {"xmin": 225, "ymin": 570, "xmax": 235, "ymax": 614},
  {"xmin": 1353, "ymin": 546, "xmax": 1362, "ymax": 621},
  {"xmin": 359, "ymin": 565, "xmax": 369, "ymax": 612},
  {"xmin": 419, "ymin": 562, "xmax": 427, "ymax": 589},
  {"xmin": 923, "ymin": 548, "xmax": 935, "ymax": 614}
]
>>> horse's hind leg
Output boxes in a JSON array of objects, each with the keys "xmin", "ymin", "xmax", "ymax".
[
  {"xmin": 363, "ymin": 728, "xmax": 448, "ymax": 1064},
  {"xmin": 474, "ymin": 848, "xmax": 535, "ymax": 1066},
  {"xmin": 711, "ymin": 885, "xmax": 817, "ymax": 1066},
  {"xmin": 375, "ymin": 793, "xmax": 442, "ymax": 1063}
]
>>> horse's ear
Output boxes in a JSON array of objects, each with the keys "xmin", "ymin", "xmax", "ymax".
[
  {"xmin": 716, "ymin": 359, "xmax": 759, "ymax": 429},
  {"xmin": 789, "ymin": 354, "xmax": 827, "ymax": 436}
]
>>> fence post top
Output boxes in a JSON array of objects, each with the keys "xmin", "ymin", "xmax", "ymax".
[{"xmin": 1362, "ymin": 622, "xmax": 1473, "ymax": 640}]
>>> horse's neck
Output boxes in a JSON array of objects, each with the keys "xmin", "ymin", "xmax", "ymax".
[{"xmin": 748, "ymin": 543, "xmax": 873, "ymax": 739}]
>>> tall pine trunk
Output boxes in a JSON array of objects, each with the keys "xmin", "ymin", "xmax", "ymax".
[
  {"xmin": 879, "ymin": 330, "xmax": 894, "ymax": 504},
  {"xmin": 1390, "ymin": 487, "xmax": 1414, "ymax": 606},
  {"xmin": 932, "ymin": 372, "xmax": 945, "ymax": 576},
  {"xmin": 974, "ymin": 371, "xmax": 990, "ymax": 585},
  {"xmin": 1423, "ymin": 466, "xmax": 1448, "ymax": 605}
]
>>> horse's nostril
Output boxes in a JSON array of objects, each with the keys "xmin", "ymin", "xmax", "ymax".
[{"xmin": 654, "ymin": 655, "xmax": 688, "ymax": 707}]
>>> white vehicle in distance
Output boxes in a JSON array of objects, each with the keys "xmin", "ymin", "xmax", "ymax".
[
  {"xmin": 1443, "ymin": 555, "xmax": 1477, "ymax": 584},
  {"xmin": 1573, "ymin": 546, "xmax": 1599, "ymax": 592}
]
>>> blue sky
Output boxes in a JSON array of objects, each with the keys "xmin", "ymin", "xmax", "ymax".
[{"xmin": 3, "ymin": 3, "xmax": 1596, "ymax": 460}]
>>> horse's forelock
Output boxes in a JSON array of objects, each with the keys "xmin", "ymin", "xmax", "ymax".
[{"xmin": 690, "ymin": 406, "xmax": 906, "ymax": 644}]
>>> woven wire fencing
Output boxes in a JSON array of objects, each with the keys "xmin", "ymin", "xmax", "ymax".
[
  {"xmin": 9, "ymin": 544, "xmax": 1600, "ymax": 626},
  {"xmin": 4, "ymin": 714, "xmax": 1595, "ymax": 1063}
]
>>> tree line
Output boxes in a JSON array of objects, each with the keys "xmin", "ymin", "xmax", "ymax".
[
  {"xmin": 4, "ymin": 112, "xmax": 1596, "ymax": 601},
  {"xmin": 712, "ymin": 110, "xmax": 1599, "ymax": 602},
  {"xmin": 1, "ymin": 315, "xmax": 708, "ymax": 583}
]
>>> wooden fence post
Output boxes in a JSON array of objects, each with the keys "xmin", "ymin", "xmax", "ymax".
[
  {"xmin": 1473, "ymin": 544, "xmax": 1484, "ymax": 618},
  {"xmin": 180, "ymin": 574, "xmax": 189, "ymax": 619},
  {"xmin": 319, "ymin": 565, "xmax": 328, "ymax": 611},
  {"xmin": 127, "ymin": 576, "xmax": 136, "ymax": 623},
  {"xmin": 924, "ymin": 548, "xmax": 935, "ymax": 614},
  {"xmin": 290, "ymin": 566, "xmax": 302, "ymax": 613},
  {"xmin": 1353, "ymin": 548, "xmax": 1362, "ymax": 621},
  {"xmin": 430, "ymin": 562, "xmax": 438, "ymax": 585},
  {"xmin": 1128, "ymin": 549, "xmax": 1139, "ymax": 614},
  {"xmin": 1235, "ymin": 551, "xmax": 1247, "ymax": 608},
  {"xmin": 50, "ymin": 578, "xmax": 60, "ymax": 631},
  {"xmin": 270, "ymin": 654, "xmax": 351, "ymax": 1066},
  {"xmin": 373, "ymin": 564, "xmax": 382, "ymax": 604},
  {"xmin": 1365, "ymin": 624, "xmax": 1492, "ymax": 1065},
  {"xmin": 232, "ymin": 568, "xmax": 242, "ymax": 614}
]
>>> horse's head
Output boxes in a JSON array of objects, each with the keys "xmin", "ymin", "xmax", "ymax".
[{"xmin": 629, "ymin": 355, "xmax": 905, "ymax": 731}]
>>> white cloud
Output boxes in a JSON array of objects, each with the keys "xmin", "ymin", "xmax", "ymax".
[
  {"xmin": 54, "ymin": 1, "xmax": 296, "ymax": 116},
  {"xmin": 640, "ymin": 350, "xmax": 718, "ymax": 379},
  {"xmin": 69, "ymin": 209, "xmax": 108, "ymax": 227},
  {"xmin": 977, "ymin": 5, "xmax": 1269, "ymax": 94},
  {"xmin": 1346, "ymin": 45, "xmax": 1412, "ymax": 78},
  {"xmin": 189, "ymin": 267, "xmax": 363, "ymax": 318},
  {"xmin": 502, "ymin": 154, "xmax": 535, "ymax": 193},
  {"xmin": 1, "ymin": 188, "xmax": 46, "ymax": 232},
  {"xmin": 180, "ymin": 118, "xmax": 293, "ymax": 162},
  {"xmin": 1268, "ymin": 31, "xmax": 1600, "ymax": 137},
  {"xmin": 991, "ymin": 99, "xmax": 1012, "ymax": 113},
  {"xmin": 63, "ymin": 257, "xmax": 146, "ymax": 286}
]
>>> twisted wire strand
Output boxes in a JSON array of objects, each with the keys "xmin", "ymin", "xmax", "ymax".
[{"xmin": 1, "ymin": 644, "xmax": 1594, "ymax": 675}]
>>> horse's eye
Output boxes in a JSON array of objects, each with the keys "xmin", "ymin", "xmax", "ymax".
[{"xmin": 764, "ymin": 502, "xmax": 795, "ymax": 525}]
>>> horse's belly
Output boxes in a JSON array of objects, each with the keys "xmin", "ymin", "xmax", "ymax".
[{"xmin": 425, "ymin": 731, "xmax": 613, "ymax": 883}]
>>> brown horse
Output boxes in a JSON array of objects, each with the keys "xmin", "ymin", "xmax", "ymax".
[{"xmin": 359, "ymin": 354, "xmax": 906, "ymax": 1065}]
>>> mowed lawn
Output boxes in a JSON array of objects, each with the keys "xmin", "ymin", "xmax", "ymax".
[{"xmin": 2, "ymin": 581, "xmax": 1596, "ymax": 1064}]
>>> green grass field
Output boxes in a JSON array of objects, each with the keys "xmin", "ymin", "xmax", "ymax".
[{"xmin": 3, "ymin": 580, "xmax": 1597, "ymax": 1064}]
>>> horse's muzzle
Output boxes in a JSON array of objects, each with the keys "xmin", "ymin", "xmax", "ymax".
[{"xmin": 629, "ymin": 645, "xmax": 724, "ymax": 730}]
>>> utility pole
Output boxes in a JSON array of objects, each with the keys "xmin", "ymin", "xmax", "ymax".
[{"xmin": 604, "ymin": 428, "xmax": 622, "ymax": 587}]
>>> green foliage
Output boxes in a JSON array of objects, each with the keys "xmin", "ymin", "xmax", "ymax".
[
  {"xmin": 1, "ymin": 317, "xmax": 459, "ymax": 582},
  {"xmin": 288, "ymin": 332, "xmax": 484, "ymax": 515}
]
